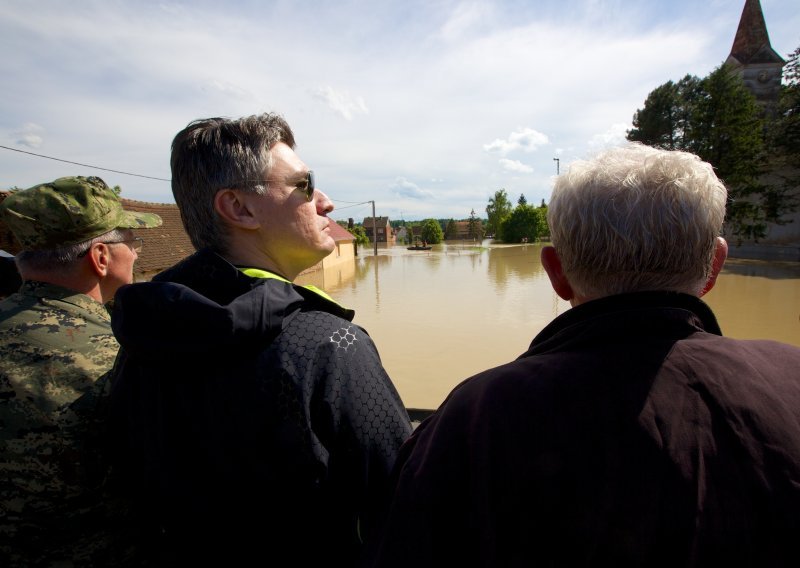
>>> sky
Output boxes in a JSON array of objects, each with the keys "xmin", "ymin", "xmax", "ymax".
[{"xmin": 1, "ymin": 1, "xmax": 797, "ymax": 223}]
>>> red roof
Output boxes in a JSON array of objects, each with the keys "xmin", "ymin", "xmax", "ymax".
[
  {"xmin": 329, "ymin": 222, "xmax": 356, "ymax": 242},
  {"xmin": 122, "ymin": 199, "xmax": 195, "ymax": 276}
]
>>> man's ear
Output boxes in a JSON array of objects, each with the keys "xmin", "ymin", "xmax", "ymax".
[
  {"xmin": 699, "ymin": 237, "xmax": 728, "ymax": 297},
  {"xmin": 541, "ymin": 246, "xmax": 574, "ymax": 302},
  {"xmin": 213, "ymin": 189, "xmax": 260, "ymax": 229},
  {"xmin": 86, "ymin": 243, "xmax": 110, "ymax": 278}
]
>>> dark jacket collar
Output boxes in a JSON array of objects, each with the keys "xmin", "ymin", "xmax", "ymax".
[
  {"xmin": 525, "ymin": 291, "xmax": 722, "ymax": 357},
  {"xmin": 153, "ymin": 248, "xmax": 255, "ymax": 305}
]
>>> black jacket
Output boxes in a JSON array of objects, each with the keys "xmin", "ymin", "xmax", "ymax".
[
  {"xmin": 109, "ymin": 249, "xmax": 412, "ymax": 566},
  {"xmin": 367, "ymin": 292, "xmax": 800, "ymax": 568}
]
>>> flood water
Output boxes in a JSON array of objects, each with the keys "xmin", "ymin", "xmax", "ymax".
[{"xmin": 297, "ymin": 241, "xmax": 800, "ymax": 411}]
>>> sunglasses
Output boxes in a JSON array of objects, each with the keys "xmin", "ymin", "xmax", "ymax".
[
  {"xmin": 295, "ymin": 170, "xmax": 315, "ymax": 202},
  {"xmin": 231, "ymin": 170, "xmax": 315, "ymax": 202}
]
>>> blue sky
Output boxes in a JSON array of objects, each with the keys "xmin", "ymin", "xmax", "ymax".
[{"xmin": 1, "ymin": 0, "xmax": 797, "ymax": 222}]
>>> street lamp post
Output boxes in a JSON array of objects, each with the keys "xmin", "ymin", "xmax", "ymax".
[
  {"xmin": 371, "ymin": 200, "xmax": 378, "ymax": 256},
  {"xmin": 553, "ymin": 157, "xmax": 560, "ymax": 175}
]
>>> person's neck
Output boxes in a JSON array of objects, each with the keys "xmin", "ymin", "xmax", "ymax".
[
  {"xmin": 221, "ymin": 241, "xmax": 299, "ymax": 281},
  {"xmin": 21, "ymin": 270, "xmax": 105, "ymax": 303}
]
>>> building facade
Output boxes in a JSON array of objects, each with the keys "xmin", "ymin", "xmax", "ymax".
[{"xmin": 362, "ymin": 216, "xmax": 394, "ymax": 243}]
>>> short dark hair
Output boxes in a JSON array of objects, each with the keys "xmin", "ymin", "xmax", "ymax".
[{"xmin": 170, "ymin": 113, "xmax": 296, "ymax": 252}]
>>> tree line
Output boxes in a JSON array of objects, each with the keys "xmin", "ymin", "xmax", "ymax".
[{"xmin": 485, "ymin": 190, "xmax": 548, "ymax": 243}]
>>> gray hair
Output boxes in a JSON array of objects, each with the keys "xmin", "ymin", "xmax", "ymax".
[
  {"xmin": 547, "ymin": 143, "xmax": 727, "ymax": 298},
  {"xmin": 15, "ymin": 229, "xmax": 127, "ymax": 274},
  {"xmin": 170, "ymin": 113, "xmax": 296, "ymax": 253}
]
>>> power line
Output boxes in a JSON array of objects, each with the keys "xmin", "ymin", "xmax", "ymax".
[
  {"xmin": 1, "ymin": 145, "xmax": 372, "ymax": 208},
  {"xmin": 334, "ymin": 199, "xmax": 373, "ymax": 205},
  {"xmin": 332, "ymin": 200, "xmax": 374, "ymax": 217},
  {"xmin": 0, "ymin": 145, "xmax": 171, "ymax": 182}
]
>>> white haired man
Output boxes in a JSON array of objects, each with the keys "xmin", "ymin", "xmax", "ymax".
[{"xmin": 366, "ymin": 143, "xmax": 800, "ymax": 567}]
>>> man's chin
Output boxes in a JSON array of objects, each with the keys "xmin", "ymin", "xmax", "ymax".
[
  {"xmin": 322, "ymin": 236, "xmax": 336, "ymax": 253},
  {"xmin": 307, "ymin": 240, "xmax": 336, "ymax": 265}
]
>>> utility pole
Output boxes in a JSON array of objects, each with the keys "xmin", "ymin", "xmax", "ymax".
[
  {"xmin": 553, "ymin": 157, "xmax": 560, "ymax": 175},
  {"xmin": 371, "ymin": 200, "xmax": 378, "ymax": 256}
]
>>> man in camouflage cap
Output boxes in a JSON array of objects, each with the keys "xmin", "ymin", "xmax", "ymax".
[{"xmin": 0, "ymin": 176, "xmax": 161, "ymax": 565}]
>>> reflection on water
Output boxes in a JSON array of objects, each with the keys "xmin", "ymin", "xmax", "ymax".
[{"xmin": 298, "ymin": 241, "xmax": 800, "ymax": 411}]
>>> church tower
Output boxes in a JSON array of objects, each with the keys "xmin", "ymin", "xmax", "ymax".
[{"xmin": 724, "ymin": 0, "xmax": 785, "ymax": 106}]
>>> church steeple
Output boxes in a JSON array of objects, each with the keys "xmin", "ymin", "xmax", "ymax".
[{"xmin": 725, "ymin": 0, "xmax": 785, "ymax": 105}]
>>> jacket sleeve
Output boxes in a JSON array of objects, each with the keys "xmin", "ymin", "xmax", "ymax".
[{"xmin": 309, "ymin": 319, "xmax": 413, "ymax": 541}]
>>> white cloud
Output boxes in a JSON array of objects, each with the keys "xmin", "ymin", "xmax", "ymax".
[
  {"xmin": 498, "ymin": 158, "xmax": 533, "ymax": 173},
  {"xmin": 390, "ymin": 177, "xmax": 434, "ymax": 200},
  {"xmin": 311, "ymin": 86, "xmax": 369, "ymax": 121},
  {"xmin": 439, "ymin": 2, "xmax": 493, "ymax": 41},
  {"xmin": 205, "ymin": 79, "xmax": 253, "ymax": 101},
  {"xmin": 484, "ymin": 128, "xmax": 550, "ymax": 155},
  {"xmin": 587, "ymin": 123, "xmax": 631, "ymax": 149},
  {"xmin": 13, "ymin": 123, "xmax": 45, "ymax": 148}
]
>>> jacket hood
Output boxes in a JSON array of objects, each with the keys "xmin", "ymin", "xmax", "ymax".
[
  {"xmin": 112, "ymin": 249, "xmax": 355, "ymax": 359},
  {"xmin": 112, "ymin": 277, "xmax": 304, "ymax": 359}
]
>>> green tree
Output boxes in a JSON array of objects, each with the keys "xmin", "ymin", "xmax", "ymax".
[
  {"xmin": 405, "ymin": 223, "xmax": 418, "ymax": 245},
  {"xmin": 627, "ymin": 80, "xmax": 681, "ymax": 148},
  {"xmin": 347, "ymin": 225, "xmax": 370, "ymax": 246},
  {"xmin": 537, "ymin": 200, "xmax": 550, "ymax": 240},
  {"xmin": 774, "ymin": 44, "xmax": 800, "ymax": 156},
  {"xmin": 688, "ymin": 67, "xmax": 763, "ymax": 180},
  {"xmin": 337, "ymin": 221, "xmax": 371, "ymax": 246},
  {"xmin": 764, "ymin": 43, "xmax": 800, "ymax": 220},
  {"xmin": 517, "ymin": 193, "xmax": 527, "ymax": 206},
  {"xmin": 420, "ymin": 218, "xmax": 444, "ymax": 244},
  {"xmin": 690, "ymin": 66, "xmax": 768, "ymax": 241},
  {"xmin": 445, "ymin": 219, "xmax": 457, "ymax": 240},
  {"xmin": 500, "ymin": 204, "xmax": 543, "ymax": 243},
  {"xmin": 627, "ymin": 75, "xmax": 701, "ymax": 150},
  {"xmin": 467, "ymin": 209, "xmax": 480, "ymax": 240},
  {"xmin": 485, "ymin": 189, "xmax": 512, "ymax": 237}
]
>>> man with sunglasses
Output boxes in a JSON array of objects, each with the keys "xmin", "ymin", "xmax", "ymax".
[
  {"xmin": 107, "ymin": 113, "xmax": 412, "ymax": 566},
  {"xmin": 0, "ymin": 176, "xmax": 161, "ymax": 565}
]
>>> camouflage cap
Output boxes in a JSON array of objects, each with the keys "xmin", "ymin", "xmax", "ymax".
[{"xmin": 0, "ymin": 176, "xmax": 162, "ymax": 251}]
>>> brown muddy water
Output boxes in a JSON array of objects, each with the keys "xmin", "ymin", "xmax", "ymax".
[{"xmin": 298, "ymin": 241, "xmax": 800, "ymax": 411}]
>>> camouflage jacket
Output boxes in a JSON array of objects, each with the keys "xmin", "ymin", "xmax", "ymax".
[{"xmin": 0, "ymin": 281, "xmax": 126, "ymax": 567}]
